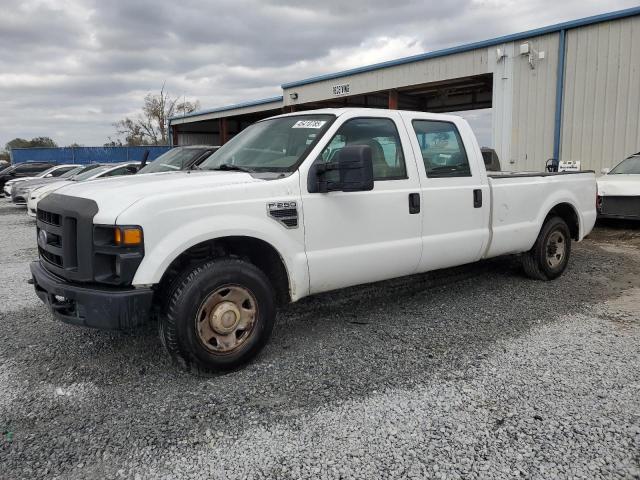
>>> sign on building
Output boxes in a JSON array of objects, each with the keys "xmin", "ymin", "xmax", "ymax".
[{"xmin": 332, "ymin": 83, "xmax": 350, "ymax": 96}]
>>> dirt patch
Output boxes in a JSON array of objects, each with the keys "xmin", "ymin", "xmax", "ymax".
[{"xmin": 587, "ymin": 219, "xmax": 640, "ymax": 248}]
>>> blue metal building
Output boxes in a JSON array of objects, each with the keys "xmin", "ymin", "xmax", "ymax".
[{"xmin": 169, "ymin": 6, "xmax": 640, "ymax": 173}]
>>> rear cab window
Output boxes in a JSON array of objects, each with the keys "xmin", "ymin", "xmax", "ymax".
[{"xmin": 411, "ymin": 120, "xmax": 471, "ymax": 178}]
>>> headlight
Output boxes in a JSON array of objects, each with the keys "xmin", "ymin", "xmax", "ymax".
[{"xmin": 34, "ymin": 189, "xmax": 52, "ymax": 201}]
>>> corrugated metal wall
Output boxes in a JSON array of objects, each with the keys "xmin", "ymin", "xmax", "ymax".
[
  {"xmin": 491, "ymin": 43, "xmax": 515, "ymax": 169},
  {"xmin": 509, "ymin": 33, "xmax": 559, "ymax": 172},
  {"xmin": 177, "ymin": 133, "xmax": 219, "ymax": 146},
  {"xmin": 561, "ymin": 16, "xmax": 640, "ymax": 172},
  {"xmin": 10, "ymin": 146, "xmax": 172, "ymax": 165},
  {"xmin": 283, "ymin": 50, "xmax": 489, "ymax": 106}
]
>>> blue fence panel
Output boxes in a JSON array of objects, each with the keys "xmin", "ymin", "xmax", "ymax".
[{"xmin": 10, "ymin": 146, "xmax": 172, "ymax": 165}]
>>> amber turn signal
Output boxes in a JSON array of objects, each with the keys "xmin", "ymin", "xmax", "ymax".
[{"xmin": 114, "ymin": 226, "xmax": 143, "ymax": 246}]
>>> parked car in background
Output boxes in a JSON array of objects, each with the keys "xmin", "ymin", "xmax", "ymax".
[
  {"xmin": 481, "ymin": 147, "xmax": 501, "ymax": 172},
  {"xmin": 3, "ymin": 164, "xmax": 76, "ymax": 197},
  {"xmin": 597, "ymin": 153, "xmax": 640, "ymax": 220},
  {"xmin": 0, "ymin": 162, "xmax": 56, "ymax": 194},
  {"xmin": 137, "ymin": 146, "xmax": 219, "ymax": 174},
  {"xmin": 26, "ymin": 162, "xmax": 140, "ymax": 216},
  {"xmin": 11, "ymin": 165, "xmax": 89, "ymax": 204}
]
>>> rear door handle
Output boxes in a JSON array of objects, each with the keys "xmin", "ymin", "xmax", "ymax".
[
  {"xmin": 473, "ymin": 189, "xmax": 482, "ymax": 208},
  {"xmin": 409, "ymin": 193, "xmax": 420, "ymax": 214}
]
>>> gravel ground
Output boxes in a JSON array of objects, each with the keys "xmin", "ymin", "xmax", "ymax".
[{"xmin": 0, "ymin": 200, "xmax": 639, "ymax": 480}]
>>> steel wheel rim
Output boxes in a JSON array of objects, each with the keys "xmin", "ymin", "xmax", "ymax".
[
  {"xmin": 546, "ymin": 230, "xmax": 566, "ymax": 268},
  {"xmin": 195, "ymin": 285, "xmax": 258, "ymax": 354}
]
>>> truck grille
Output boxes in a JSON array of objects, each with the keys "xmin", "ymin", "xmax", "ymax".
[
  {"xmin": 37, "ymin": 208, "xmax": 76, "ymax": 270},
  {"xmin": 36, "ymin": 194, "xmax": 98, "ymax": 282},
  {"xmin": 39, "ymin": 248, "xmax": 63, "ymax": 267},
  {"xmin": 37, "ymin": 209, "xmax": 61, "ymax": 226},
  {"xmin": 600, "ymin": 196, "xmax": 640, "ymax": 218}
]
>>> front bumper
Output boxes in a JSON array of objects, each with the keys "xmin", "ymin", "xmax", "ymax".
[
  {"xmin": 30, "ymin": 261, "xmax": 154, "ymax": 330},
  {"xmin": 597, "ymin": 195, "xmax": 640, "ymax": 220}
]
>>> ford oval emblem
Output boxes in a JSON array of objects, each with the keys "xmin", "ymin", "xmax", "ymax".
[{"xmin": 38, "ymin": 229, "xmax": 48, "ymax": 247}]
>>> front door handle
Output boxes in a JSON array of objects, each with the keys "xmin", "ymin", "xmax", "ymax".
[
  {"xmin": 473, "ymin": 189, "xmax": 482, "ymax": 208},
  {"xmin": 409, "ymin": 193, "xmax": 420, "ymax": 214}
]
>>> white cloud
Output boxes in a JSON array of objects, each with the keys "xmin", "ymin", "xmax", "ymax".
[{"xmin": 0, "ymin": 0, "xmax": 637, "ymax": 147}]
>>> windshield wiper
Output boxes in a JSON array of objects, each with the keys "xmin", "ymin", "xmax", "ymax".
[{"xmin": 211, "ymin": 164, "xmax": 254, "ymax": 173}]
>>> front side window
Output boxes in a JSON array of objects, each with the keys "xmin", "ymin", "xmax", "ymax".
[
  {"xmin": 317, "ymin": 117, "xmax": 407, "ymax": 180},
  {"xmin": 200, "ymin": 114, "xmax": 334, "ymax": 173},
  {"xmin": 412, "ymin": 120, "xmax": 471, "ymax": 178}
]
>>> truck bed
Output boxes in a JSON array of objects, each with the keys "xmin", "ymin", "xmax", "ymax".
[
  {"xmin": 484, "ymin": 170, "xmax": 597, "ymax": 259},
  {"xmin": 487, "ymin": 170, "xmax": 595, "ymax": 178}
]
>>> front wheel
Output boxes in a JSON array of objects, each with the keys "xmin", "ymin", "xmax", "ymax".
[
  {"xmin": 522, "ymin": 216, "xmax": 572, "ymax": 280},
  {"xmin": 159, "ymin": 258, "xmax": 276, "ymax": 373}
]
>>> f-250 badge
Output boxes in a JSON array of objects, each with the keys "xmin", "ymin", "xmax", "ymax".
[{"xmin": 266, "ymin": 201, "xmax": 298, "ymax": 229}]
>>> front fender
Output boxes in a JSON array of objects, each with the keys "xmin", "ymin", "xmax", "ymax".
[{"xmin": 130, "ymin": 214, "xmax": 309, "ymax": 301}]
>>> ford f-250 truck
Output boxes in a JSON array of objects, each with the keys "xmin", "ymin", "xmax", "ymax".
[{"xmin": 30, "ymin": 108, "xmax": 597, "ymax": 372}]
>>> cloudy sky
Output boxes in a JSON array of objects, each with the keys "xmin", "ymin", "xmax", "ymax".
[{"xmin": 0, "ymin": 0, "xmax": 637, "ymax": 149}]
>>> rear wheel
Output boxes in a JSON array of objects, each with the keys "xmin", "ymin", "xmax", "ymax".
[
  {"xmin": 159, "ymin": 258, "xmax": 276, "ymax": 373},
  {"xmin": 522, "ymin": 216, "xmax": 572, "ymax": 280}
]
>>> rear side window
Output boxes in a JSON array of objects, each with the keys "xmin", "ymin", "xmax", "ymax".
[
  {"xmin": 15, "ymin": 164, "xmax": 37, "ymax": 174},
  {"xmin": 412, "ymin": 120, "xmax": 471, "ymax": 178},
  {"xmin": 318, "ymin": 117, "xmax": 407, "ymax": 180}
]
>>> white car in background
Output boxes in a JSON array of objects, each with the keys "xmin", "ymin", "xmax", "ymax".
[
  {"xmin": 3, "ymin": 164, "xmax": 76, "ymax": 197},
  {"xmin": 27, "ymin": 162, "xmax": 140, "ymax": 217},
  {"xmin": 597, "ymin": 153, "xmax": 640, "ymax": 220}
]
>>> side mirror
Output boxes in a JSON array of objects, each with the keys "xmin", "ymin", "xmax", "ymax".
[
  {"xmin": 44, "ymin": 173, "xmax": 53, "ymax": 178},
  {"xmin": 600, "ymin": 168, "xmax": 610, "ymax": 175},
  {"xmin": 308, "ymin": 145, "xmax": 374, "ymax": 193}
]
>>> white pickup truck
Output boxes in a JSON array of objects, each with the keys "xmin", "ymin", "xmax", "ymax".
[{"xmin": 31, "ymin": 108, "xmax": 597, "ymax": 372}]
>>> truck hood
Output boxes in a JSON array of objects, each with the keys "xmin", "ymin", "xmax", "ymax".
[
  {"xmin": 54, "ymin": 171, "xmax": 262, "ymax": 221},
  {"xmin": 597, "ymin": 175, "xmax": 640, "ymax": 196}
]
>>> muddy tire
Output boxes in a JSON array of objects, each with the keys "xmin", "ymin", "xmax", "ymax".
[
  {"xmin": 522, "ymin": 216, "xmax": 572, "ymax": 281},
  {"xmin": 159, "ymin": 258, "xmax": 276, "ymax": 373}
]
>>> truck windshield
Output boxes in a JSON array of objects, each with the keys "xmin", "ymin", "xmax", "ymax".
[
  {"xmin": 59, "ymin": 166, "xmax": 84, "ymax": 178},
  {"xmin": 72, "ymin": 166, "xmax": 109, "ymax": 181},
  {"xmin": 139, "ymin": 148, "xmax": 208, "ymax": 174},
  {"xmin": 609, "ymin": 156, "xmax": 640, "ymax": 174},
  {"xmin": 199, "ymin": 114, "xmax": 335, "ymax": 172}
]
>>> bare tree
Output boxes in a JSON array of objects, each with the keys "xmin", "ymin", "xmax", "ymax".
[{"xmin": 113, "ymin": 84, "xmax": 199, "ymax": 145}]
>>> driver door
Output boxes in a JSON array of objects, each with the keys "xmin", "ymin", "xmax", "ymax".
[{"xmin": 300, "ymin": 112, "xmax": 423, "ymax": 294}]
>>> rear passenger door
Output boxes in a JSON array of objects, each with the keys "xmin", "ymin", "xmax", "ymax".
[{"xmin": 402, "ymin": 115, "xmax": 490, "ymax": 271}]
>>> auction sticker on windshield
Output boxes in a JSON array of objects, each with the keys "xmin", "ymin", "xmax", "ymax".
[{"xmin": 292, "ymin": 120, "xmax": 327, "ymax": 129}]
